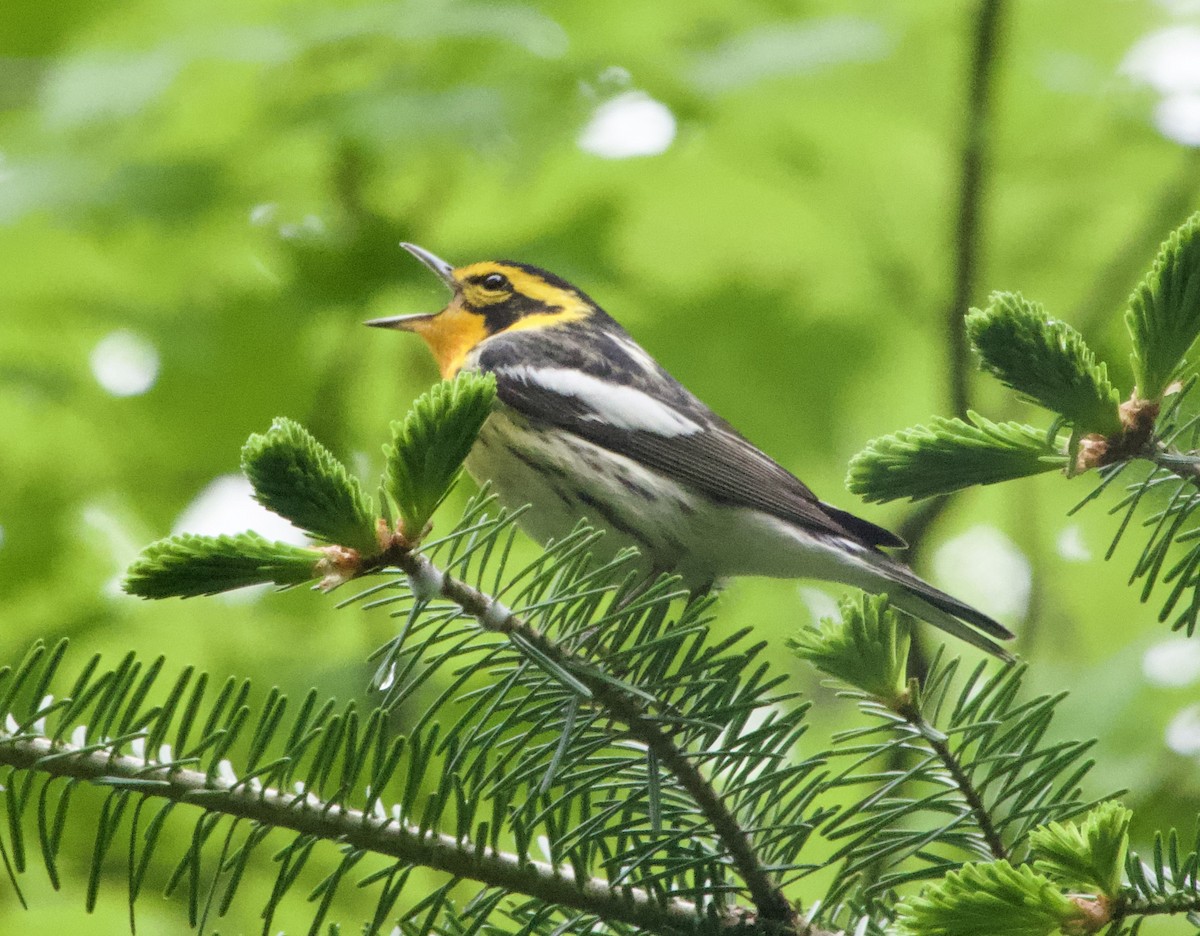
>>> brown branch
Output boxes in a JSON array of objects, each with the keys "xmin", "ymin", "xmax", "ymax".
[
  {"xmin": 894, "ymin": 0, "xmax": 1010, "ymax": 680},
  {"xmin": 378, "ymin": 541, "xmax": 815, "ymax": 932},
  {"xmin": 1111, "ymin": 889, "xmax": 1200, "ymax": 928},
  {"xmin": 853, "ymin": 4, "xmax": 1012, "ymax": 891},
  {"xmin": 895, "ymin": 701, "xmax": 1009, "ymax": 861},
  {"xmin": 0, "ymin": 731, "xmax": 716, "ymax": 935},
  {"xmin": 946, "ymin": 0, "xmax": 1007, "ymax": 420}
]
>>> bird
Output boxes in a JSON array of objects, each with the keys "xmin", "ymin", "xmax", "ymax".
[{"xmin": 366, "ymin": 243, "xmax": 1015, "ymax": 660}]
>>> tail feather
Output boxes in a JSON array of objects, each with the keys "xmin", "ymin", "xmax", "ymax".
[
  {"xmin": 878, "ymin": 560, "xmax": 1013, "ymax": 639},
  {"xmin": 884, "ymin": 589, "xmax": 1015, "ymax": 662},
  {"xmin": 861, "ymin": 553, "xmax": 1016, "ymax": 661}
]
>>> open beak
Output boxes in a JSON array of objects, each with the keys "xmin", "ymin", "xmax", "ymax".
[
  {"xmin": 402, "ymin": 242, "xmax": 456, "ymax": 287},
  {"xmin": 363, "ymin": 311, "xmax": 435, "ymax": 330},
  {"xmin": 363, "ymin": 243, "xmax": 458, "ymax": 330}
]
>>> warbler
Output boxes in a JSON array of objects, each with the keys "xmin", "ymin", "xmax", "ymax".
[{"xmin": 368, "ymin": 244, "xmax": 1014, "ymax": 659}]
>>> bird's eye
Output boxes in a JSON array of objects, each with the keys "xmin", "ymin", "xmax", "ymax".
[{"xmin": 482, "ymin": 273, "xmax": 509, "ymax": 291}]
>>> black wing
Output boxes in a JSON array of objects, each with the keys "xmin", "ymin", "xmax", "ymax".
[{"xmin": 475, "ymin": 326, "xmax": 904, "ymax": 550}]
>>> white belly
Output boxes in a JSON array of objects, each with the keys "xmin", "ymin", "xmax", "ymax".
[
  {"xmin": 466, "ymin": 410, "xmax": 701, "ymax": 569},
  {"xmin": 465, "ymin": 408, "xmax": 875, "ymax": 591}
]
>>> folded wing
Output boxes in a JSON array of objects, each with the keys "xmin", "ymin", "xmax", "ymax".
[{"xmin": 477, "ymin": 335, "xmax": 904, "ymax": 550}]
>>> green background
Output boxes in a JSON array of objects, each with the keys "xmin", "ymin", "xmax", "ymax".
[{"xmin": 3, "ymin": 0, "xmax": 1199, "ymax": 931}]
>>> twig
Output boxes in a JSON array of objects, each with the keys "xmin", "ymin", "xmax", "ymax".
[
  {"xmin": 1155, "ymin": 450, "xmax": 1200, "ymax": 477},
  {"xmin": 0, "ymin": 729, "xmax": 720, "ymax": 936},
  {"xmin": 896, "ymin": 0, "xmax": 1009, "ymax": 682},
  {"xmin": 380, "ymin": 542, "xmax": 812, "ymax": 931},
  {"xmin": 946, "ymin": 0, "xmax": 1006, "ymax": 419},
  {"xmin": 895, "ymin": 701, "xmax": 1009, "ymax": 861},
  {"xmin": 869, "ymin": 14, "xmax": 1011, "ymax": 889},
  {"xmin": 896, "ymin": 0, "xmax": 1006, "ymax": 533},
  {"xmin": 1111, "ymin": 890, "xmax": 1200, "ymax": 926}
]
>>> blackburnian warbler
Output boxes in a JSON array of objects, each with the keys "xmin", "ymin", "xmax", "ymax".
[{"xmin": 367, "ymin": 244, "xmax": 1014, "ymax": 659}]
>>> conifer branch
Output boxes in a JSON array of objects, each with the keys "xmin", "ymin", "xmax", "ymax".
[
  {"xmin": 0, "ymin": 729, "xmax": 721, "ymax": 935},
  {"xmin": 894, "ymin": 803, "xmax": 1200, "ymax": 934},
  {"xmin": 376, "ymin": 540, "xmax": 805, "ymax": 930},
  {"xmin": 120, "ymin": 383, "xmax": 829, "ymax": 932},
  {"xmin": 795, "ymin": 598, "xmax": 1012, "ymax": 871},
  {"xmin": 894, "ymin": 700, "xmax": 1008, "ymax": 861},
  {"xmin": 1114, "ymin": 891, "xmax": 1200, "ymax": 923}
]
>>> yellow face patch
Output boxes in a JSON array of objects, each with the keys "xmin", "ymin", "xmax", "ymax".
[
  {"xmin": 455, "ymin": 263, "xmax": 579, "ymax": 309},
  {"xmin": 403, "ymin": 295, "xmax": 489, "ymax": 378},
  {"xmin": 395, "ymin": 261, "xmax": 597, "ymax": 376},
  {"xmin": 453, "ymin": 262, "xmax": 593, "ymax": 333}
]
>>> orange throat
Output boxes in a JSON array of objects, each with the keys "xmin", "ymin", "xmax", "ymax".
[{"xmin": 407, "ymin": 302, "xmax": 489, "ymax": 378}]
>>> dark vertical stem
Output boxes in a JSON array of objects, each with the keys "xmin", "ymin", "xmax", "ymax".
[
  {"xmin": 947, "ymin": 0, "xmax": 1007, "ymax": 419},
  {"xmin": 863, "ymin": 0, "xmax": 1011, "ymax": 886},
  {"xmin": 897, "ymin": 0, "xmax": 1009, "ymax": 630},
  {"xmin": 898, "ymin": 0, "xmax": 1008, "ymax": 554}
]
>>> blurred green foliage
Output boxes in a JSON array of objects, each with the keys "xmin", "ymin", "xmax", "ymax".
[{"xmin": 2, "ymin": 0, "xmax": 1199, "ymax": 931}]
